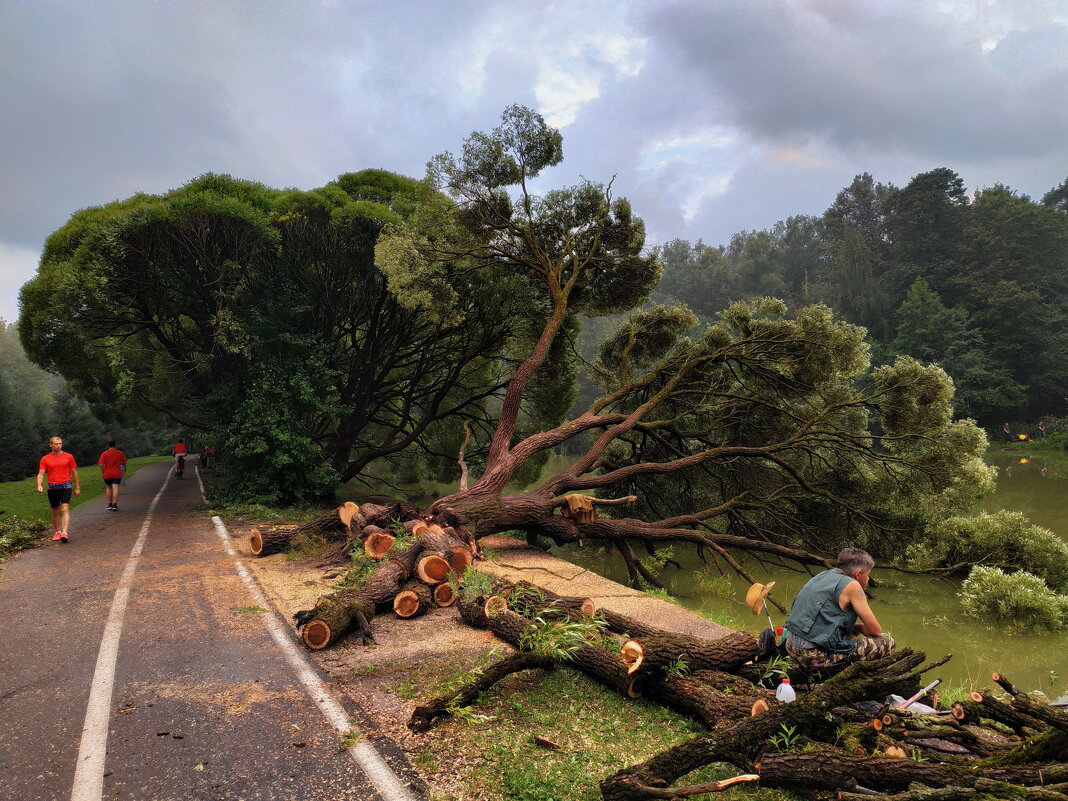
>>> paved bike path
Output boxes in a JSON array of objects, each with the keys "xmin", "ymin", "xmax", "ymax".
[{"xmin": 0, "ymin": 461, "xmax": 412, "ymax": 801}]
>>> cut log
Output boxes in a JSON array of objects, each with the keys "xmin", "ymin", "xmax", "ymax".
[
  {"xmin": 619, "ymin": 631, "xmax": 759, "ymax": 677},
  {"xmin": 249, "ymin": 524, "xmax": 298, "ymax": 557},
  {"xmin": 486, "ymin": 605, "xmax": 641, "ymax": 699},
  {"xmin": 416, "ymin": 526, "xmax": 471, "ymax": 584},
  {"xmin": 757, "ymin": 747, "xmax": 1068, "ymax": 792},
  {"xmin": 363, "ymin": 528, "xmax": 395, "ymax": 560},
  {"xmin": 295, "ymin": 540, "xmax": 424, "ymax": 649},
  {"xmin": 433, "ymin": 583, "xmax": 456, "ymax": 607},
  {"xmin": 248, "ymin": 502, "xmax": 360, "ymax": 557},
  {"xmin": 506, "ymin": 580, "xmax": 595, "ymax": 622},
  {"xmin": 394, "ymin": 580, "xmax": 432, "ymax": 619},
  {"xmin": 301, "ymin": 590, "xmax": 375, "ymax": 650},
  {"xmin": 417, "ymin": 554, "xmax": 452, "ymax": 584}
]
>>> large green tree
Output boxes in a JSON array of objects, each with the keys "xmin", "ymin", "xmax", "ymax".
[
  {"xmin": 19, "ymin": 170, "xmax": 552, "ymax": 502},
  {"xmin": 365, "ymin": 107, "xmax": 993, "ymax": 587}
]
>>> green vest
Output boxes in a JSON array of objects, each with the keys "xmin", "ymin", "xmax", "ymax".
[{"xmin": 785, "ymin": 569, "xmax": 857, "ymax": 654}]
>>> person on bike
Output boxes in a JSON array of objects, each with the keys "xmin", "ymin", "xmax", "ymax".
[
  {"xmin": 36, "ymin": 436, "xmax": 80, "ymax": 542},
  {"xmin": 171, "ymin": 439, "xmax": 187, "ymax": 479},
  {"xmin": 98, "ymin": 440, "xmax": 128, "ymax": 510}
]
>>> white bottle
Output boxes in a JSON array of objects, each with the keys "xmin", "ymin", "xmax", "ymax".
[{"xmin": 775, "ymin": 677, "xmax": 796, "ymax": 702}]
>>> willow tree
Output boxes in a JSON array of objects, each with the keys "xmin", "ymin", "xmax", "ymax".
[{"xmin": 377, "ymin": 105, "xmax": 993, "ymax": 581}]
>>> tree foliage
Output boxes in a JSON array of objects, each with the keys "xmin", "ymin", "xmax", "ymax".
[
  {"xmin": 19, "ymin": 168, "xmax": 562, "ymax": 501},
  {"xmin": 650, "ymin": 170, "xmax": 1068, "ymax": 426}
]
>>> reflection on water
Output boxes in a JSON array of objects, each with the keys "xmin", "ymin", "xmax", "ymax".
[{"xmin": 562, "ymin": 447, "xmax": 1068, "ymax": 694}]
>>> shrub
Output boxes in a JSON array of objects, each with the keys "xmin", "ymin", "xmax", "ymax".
[
  {"xmin": 959, "ymin": 566, "xmax": 1068, "ymax": 631},
  {"xmin": 907, "ymin": 511, "xmax": 1068, "ymax": 591},
  {"xmin": 0, "ymin": 515, "xmax": 50, "ymax": 562}
]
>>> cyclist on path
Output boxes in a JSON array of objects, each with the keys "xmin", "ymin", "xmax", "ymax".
[
  {"xmin": 171, "ymin": 439, "xmax": 187, "ymax": 479},
  {"xmin": 36, "ymin": 436, "xmax": 80, "ymax": 543},
  {"xmin": 98, "ymin": 440, "xmax": 128, "ymax": 510}
]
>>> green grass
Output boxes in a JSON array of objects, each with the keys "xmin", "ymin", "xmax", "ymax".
[
  {"xmin": 0, "ymin": 455, "xmax": 171, "ymax": 523},
  {"xmin": 411, "ymin": 664, "xmax": 798, "ymax": 801}
]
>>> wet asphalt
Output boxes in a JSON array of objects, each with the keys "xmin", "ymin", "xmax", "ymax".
[{"xmin": 0, "ymin": 461, "xmax": 401, "ymax": 801}]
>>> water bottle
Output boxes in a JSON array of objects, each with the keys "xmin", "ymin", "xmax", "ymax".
[{"xmin": 775, "ymin": 677, "xmax": 796, "ymax": 702}]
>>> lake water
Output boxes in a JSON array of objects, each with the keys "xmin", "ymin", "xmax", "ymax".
[{"xmin": 561, "ymin": 447, "xmax": 1068, "ymax": 695}]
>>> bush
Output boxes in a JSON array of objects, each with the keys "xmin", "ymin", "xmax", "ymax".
[
  {"xmin": 907, "ymin": 511, "xmax": 1068, "ymax": 591},
  {"xmin": 959, "ymin": 566, "xmax": 1068, "ymax": 631},
  {"xmin": 0, "ymin": 515, "xmax": 50, "ymax": 562}
]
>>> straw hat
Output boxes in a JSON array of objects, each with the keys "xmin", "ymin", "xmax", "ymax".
[{"xmin": 745, "ymin": 581, "xmax": 775, "ymax": 615}]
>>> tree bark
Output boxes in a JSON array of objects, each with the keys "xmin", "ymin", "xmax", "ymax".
[
  {"xmin": 249, "ymin": 524, "xmax": 298, "ymax": 557},
  {"xmin": 408, "ymin": 652, "xmax": 554, "ymax": 732},
  {"xmin": 249, "ymin": 502, "xmax": 360, "ymax": 556},
  {"xmin": 295, "ymin": 540, "xmax": 424, "ymax": 648},
  {"xmin": 393, "ymin": 580, "xmax": 432, "ymax": 619},
  {"xmin": 619, "ymin": 632, "xmax": 759, "ymax": 677}
]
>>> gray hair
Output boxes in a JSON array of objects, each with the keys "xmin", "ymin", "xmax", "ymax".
[{"xmin": 836, "ymin": 547, "xmax": 874, "ymax": 576}]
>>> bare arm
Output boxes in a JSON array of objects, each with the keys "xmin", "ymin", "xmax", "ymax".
[
  {"xmin": 842, "ymin": 580, "xmax": 882, "ymax": 637},
  {"xmin": 72, "ymin": 466, "xmax": 80, "ymax": 495},
  {"xmin": 36, "ymin": 469, "xmax": 45, "ymax": 492}
]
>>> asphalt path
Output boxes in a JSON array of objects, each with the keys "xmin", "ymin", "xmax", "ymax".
[{"xmin": 0, "ymin": 460, "xmax": 421, "ymax": 801}]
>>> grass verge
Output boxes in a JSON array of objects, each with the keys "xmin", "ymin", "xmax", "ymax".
[
  {"xmin": 0, "ymin": 455, "xmax": 171, "ymax": 523},
  {"xmin": 400, "ymin": 658, "xmax": 796, "ymax": 801}
]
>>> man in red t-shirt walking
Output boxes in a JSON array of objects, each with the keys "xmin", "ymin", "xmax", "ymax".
[
  {"xmin": 98, "ymin": 440, "xmax": 128, "ymax": 511},
  {"xmin": 36, "ymin": 436, "xmax": 80, "ymax": 543}
]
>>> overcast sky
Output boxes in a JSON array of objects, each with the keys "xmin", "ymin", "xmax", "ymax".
[{"xmin": 2, "ymin": 0, "xmax": 1066, "ymax": 323}]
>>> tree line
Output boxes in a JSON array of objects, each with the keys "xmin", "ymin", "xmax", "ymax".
[
  {"xmin": 0, "ymin": 321, "xmax": 170, "ymax": 481},
  {"xmin": 16, "ymin": 109, "xmax": 1067, "ymax": 512},
  {"xmin": 652, "ymin": 171, "xmax": 1068, "ymax": 426}
]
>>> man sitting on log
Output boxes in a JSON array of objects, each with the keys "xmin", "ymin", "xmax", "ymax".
[{"xmin": 783, "ymin": 547, "xmax": 895, "ymax": 671}]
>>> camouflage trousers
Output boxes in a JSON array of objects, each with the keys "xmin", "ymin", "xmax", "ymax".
[{"xmin": 785, "ymin": 633, "xmax": 896, "ymax": 671}]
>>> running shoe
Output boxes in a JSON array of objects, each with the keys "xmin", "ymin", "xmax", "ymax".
[
  {"xmin": 52, "ymin": 531, "xmax": 63, "ymax": 541},
  {"xmin": 60, "ymin": 532, "xmax": 69, "ymax": 543}
]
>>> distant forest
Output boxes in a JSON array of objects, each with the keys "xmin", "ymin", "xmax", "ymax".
[
  {"xmin": 641, "ymin": 169, "xmax": 1068, "ymax": 427},
  {"xmin": 0, "ymin": 322, "xmax": 170, "ymax": 481}
]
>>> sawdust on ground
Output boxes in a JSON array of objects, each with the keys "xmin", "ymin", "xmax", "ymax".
[{"xmin": 244, "ymin": 532, "xmax": 738, "ymax": 799}]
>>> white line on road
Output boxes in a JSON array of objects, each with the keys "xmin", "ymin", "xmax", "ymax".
[
  {"xmin": 208, "ymin": 513, "xmax": 420, "ymax": 801},
  {"xmin": 70, "ymin": 470, "xmax": 172, "ymax": 801}
]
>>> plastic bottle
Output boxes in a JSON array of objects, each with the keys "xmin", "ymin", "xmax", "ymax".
[{"xmin": 775, "ymin": 677, "xmax": 796, "ymax": 702}]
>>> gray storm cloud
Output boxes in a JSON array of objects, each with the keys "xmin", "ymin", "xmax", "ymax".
[{"xmin": 1, "ymin": 0, "xmax": 1065, "ymax": 322}]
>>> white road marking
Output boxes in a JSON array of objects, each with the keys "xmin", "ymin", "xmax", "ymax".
[
  {"xmin": 70, "ymin": 470, "xmax": 172, "ymax": 801},
  {"xmin": 208, "ymin": 515, "xmax": 419, "ymax": 801}
]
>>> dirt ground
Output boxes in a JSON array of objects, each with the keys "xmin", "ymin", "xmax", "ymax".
[{"xmin": 242, "ymin": 530, "xmax": 738, "ymax": 799}]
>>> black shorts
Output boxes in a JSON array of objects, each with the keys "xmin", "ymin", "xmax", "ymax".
[
  {"xmin": 104, "ymin": 478, "xmax": 122, "ymax": 486},
  {"xmin": 47, "ymin": 487, "xmax": 73, "ymax": 508}
]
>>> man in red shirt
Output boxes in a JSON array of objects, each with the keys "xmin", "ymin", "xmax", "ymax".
[
  {"xmin": 36, "ymin": 436, "xmax": 80, "ymax": 543},
  {"xmin": 171, "ymin": 439, "xmax": 187, "ymax": 479},
  {"xmin": 98, "ymin": 440, "xmax": 128, "ymax": 511}
]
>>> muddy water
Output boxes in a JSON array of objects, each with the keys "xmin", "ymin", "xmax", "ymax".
[{"xmin": 561, "ymin": 448, "xmax": 1068, "ymax": 695}]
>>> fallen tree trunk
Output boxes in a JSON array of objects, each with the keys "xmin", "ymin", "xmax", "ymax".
[
  {"xmin": 619, "ymin": 631, "xmax": 759, "ymax": 678},
  {"xmin": 248, "ymin": 524, "xmax": 298, "ymax": 557},
  {"xmin": 296, "ymin": 539, "xmax": 424, "ymax": 649},
  {"xmin": 757, "ymin": 747, "xmax": 1068, "ymax": 792},
  {"xmin": 249, "ymin": 502, "xmax": 361, "ymax": 556},
  {"xmin": 599, "ymin": 649, "xmax": 945, "ymax": 799},
  {"xmin": 408, "ymin": 651, "xmax": 555, "ymax": 732},
  {"xmin": 393, "ymin": 580, "xmax": 432, "ymax": 619}
]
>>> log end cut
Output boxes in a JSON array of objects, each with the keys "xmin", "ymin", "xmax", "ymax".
[
  {"xmin": 394, "ymin": 590, "xmax": 426, "ymax": 619},
  {"xmin": 249, "ymin": 528, "xmax": 264, "ymax": 556},
  {"xmin": 620, "ymin": 640, "xmax": 644, "ymax": 675},
  {"xmin": 417, "ymin": 554, "xmax": 452, "ymax": 584},
  {"xmin": 302, "ymin": 620, "xmax": 334, "ymax": 650},
  {"xmin": 433, "ymin": 583, "xmax": 456, "ymax": 607},
  {"xmin": 364, "ymin": 532, "xmax": 396, "ymax": 560}
]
